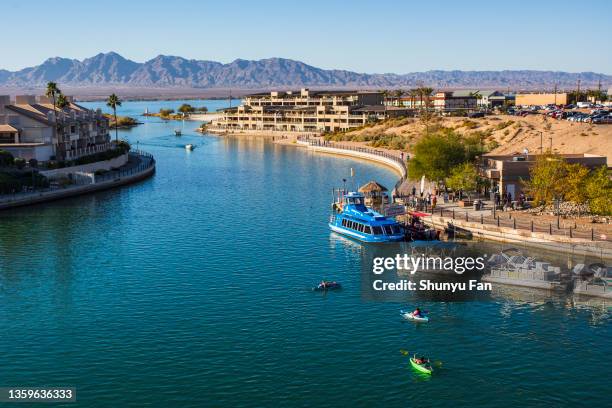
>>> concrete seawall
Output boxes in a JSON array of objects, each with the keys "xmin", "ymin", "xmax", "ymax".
[
  {"xmin": 424, "ymin": 214, "xmax": 612, "ymax": 260},
  {"xmin": 296, "ymin": 140, "xmax": 407, "ymax": 178},
  {"xmin": 0, "ymin": 152, "xmax": 155, "ymax": 211}
]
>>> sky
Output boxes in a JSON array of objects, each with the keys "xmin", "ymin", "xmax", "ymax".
[{"xmin": 2, "ymin": 0, "xmax": 611, "ymax": 74}]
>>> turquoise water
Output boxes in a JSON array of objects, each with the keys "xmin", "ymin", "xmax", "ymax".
[{"xmin": 0, "ymin": 101, "xmax": 609, "ymax": 407}]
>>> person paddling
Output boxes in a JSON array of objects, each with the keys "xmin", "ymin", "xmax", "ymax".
[{"xmin": 412, "ymin": 307, "xmax": 423, "ymax": 318}]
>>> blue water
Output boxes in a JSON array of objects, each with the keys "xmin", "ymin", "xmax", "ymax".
[{"xmin": 0, "ymin": 100, "xmax": 609, "ymax": 407}]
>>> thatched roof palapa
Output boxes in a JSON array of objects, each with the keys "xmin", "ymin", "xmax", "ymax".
[{"xmin": 359, "ymin": 181, "xmax": 388, "ymax": 194}]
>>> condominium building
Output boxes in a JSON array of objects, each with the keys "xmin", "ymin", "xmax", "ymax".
[
  {"xmin": 0, "ymin": 95, "xmax": 110, "ymax": 161},
  {"xmin": 432, "ymin": 91, "xmax": 478, "ymax": 111},
  {"xmin": 210, "ymin": 89, "xmax": 395, "ymax": 133}
]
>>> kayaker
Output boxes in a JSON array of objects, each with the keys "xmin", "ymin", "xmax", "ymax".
[
  {"xmin": 412, "ymin": 307, "xmax": 423, "ymax": 318},
  {"xmin": 414, "ymin": 356, "xmax": 429, "ymax": 365}
]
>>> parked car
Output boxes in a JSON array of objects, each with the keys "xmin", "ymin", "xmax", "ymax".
[
  {"xmin": 577, "ymin": 102, "xmax": 593, "ymax": 108},
  {"xmin": 592, "ymin": 116, "xmax": 612, "ymax": 124},
  {"xmin": 468, "ymin": 112, "xmax": 485, "ymax": 118}
]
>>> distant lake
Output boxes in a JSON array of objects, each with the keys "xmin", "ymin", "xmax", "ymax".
[{"xmin": 0, "ymin": 100, "xmax": 609, "ymax": 407}]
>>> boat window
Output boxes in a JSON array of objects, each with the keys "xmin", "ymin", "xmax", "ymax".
[
  {"xmin": 349, "ymin": 221, "xmax": 355, "ymax": 230},
  {"xmin": 355, "ymin": 197, "xmax": 364, "ymax": 205},
  {"xmin": 358, "ymin": 223, "xmax": 364, "ymax": 232},
  {"xmin": 372, "ymin": 226, "xmax": 383, "ymax": 235},
  {"xmin": 342, "ymin": 219, "xmax": 347, "ymax": 227},
  {"xmin": 391, "ymin": 225, "xmax": 401, "ymax": 234},
  {"xmin": 384, "ymin": 225, "xmax": 393, "ymax": 235},
  {"xmin": 364, "ymin": 225, "xmax": 372, "ymax": 234}
]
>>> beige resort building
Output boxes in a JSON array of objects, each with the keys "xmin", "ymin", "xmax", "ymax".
[
  {"xmin": 0, "ymin": 95, "xmax": 111, "ymax": 161},
  {"xmin": 210, "ymin": 89, "xmax": 405, "ymax": 133}
]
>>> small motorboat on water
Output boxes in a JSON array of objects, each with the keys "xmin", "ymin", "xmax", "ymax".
[
  {"xmin": 404, "ymin": 211, "xmax": 439, "ymax": 241},
  {"xmin": 314, "ymin": 281, "xmax": 342, "ymax": 291},
  {"xmin": 185, "ymin": 144, "xmax": 195, "ymax": 151},
  {"xmin": 400, "ymin": 309, "xmax": 429, "ymax": 323},
  {"xmin": 175, "ymin": 129, "xmax": 182, "ymax": 136}
]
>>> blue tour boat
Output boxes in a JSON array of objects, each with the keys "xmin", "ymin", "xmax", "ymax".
[{"xmin": 329, "ymin": 191, "xmax": 404, "ymax": 243}]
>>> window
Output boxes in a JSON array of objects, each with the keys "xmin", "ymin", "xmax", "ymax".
[
  {"xmin": 357, "ymin": 223, "xmax": 364, "ymax": 232},
  {"xmin": 342, "ymin": 219, "xmax": 347, "ymax": 227},
  {"xmin": 383, "ymin": 226, "xmax": 393, "ymax": 235},
  {"xmin": 364, "ymin": 226, "xmax": 372, "ymax": 234},
  {"xmin": 372, "ymin": 226, "xmax": 383, "ymax": 235},
  {"xmin": 70, "ymin": 125, "xmax": 76, "ymax": 134},
  {"xmin": 391, "ymin": 225, "xmax": 402, "ymax": 235}
]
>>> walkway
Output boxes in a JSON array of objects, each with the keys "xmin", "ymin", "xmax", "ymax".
[{"xmin": 0, "ymin": 150, "xmax": 155, "ymax": 210}]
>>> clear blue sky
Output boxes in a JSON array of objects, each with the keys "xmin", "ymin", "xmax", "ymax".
[{"xmin": 2, "ymin": 0, "xmax": 611, "ymax": 74}]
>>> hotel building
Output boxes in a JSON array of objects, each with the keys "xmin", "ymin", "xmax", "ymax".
[
  {"xmin": 210, "ymin": 89, "xmax": 400, "ymax": 133},
  {"xmin": 0, "ymin": 95, "xmax": 111, "ymax": 161}
]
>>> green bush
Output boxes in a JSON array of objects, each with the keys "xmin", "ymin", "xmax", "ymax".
[
  {"xmin": 14, "ymin": 158, "xmax": 26, "ymax": 169},
  {"xmin": 0, "ymin": 170, "xmax": 49, "ymax": 194},
  {"xmin": 0, "ymin": 150, "xmax": 14, "ymax": 167}
]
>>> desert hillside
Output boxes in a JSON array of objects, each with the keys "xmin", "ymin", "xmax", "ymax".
[{"xmin": 327, "ymin": 114, "xmax": 612, "ymax": 162}]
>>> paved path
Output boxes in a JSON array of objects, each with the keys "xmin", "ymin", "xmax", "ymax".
[{"xmin": 418, "ymin": 198, "xmax": 612, "ymax": 243}]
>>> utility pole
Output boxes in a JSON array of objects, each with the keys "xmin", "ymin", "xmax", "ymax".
[
  {"xmin": 549, "ymin": 136, "xmax": 552, "ymax": 152},
  {"xmin": 576, "ymin": 79, "xmax": 581, "ymax": 104},
  {"xmin": 597, "ymin": 75, "xmax": 602, "ymax": 104},
  {"xmin": 540, "ymin": 131, "xmax": 543, "ymax": 154}
]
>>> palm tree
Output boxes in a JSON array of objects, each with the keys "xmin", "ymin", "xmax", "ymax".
[
  {"xmin": 380, "ymin": 89, "xmax": 390, "ymax": 105},
  {"xmin": 408, "ymin": 89, "xmax": 418, "ymax": 109},
  {"xmin": 106, "ymin": 93, "xmax": 122, "ymax": 143},
  {"xmin": 56, "ymin": 93, "xmax": 69, "ymax": 109},
  {"xmin": 45, "ymin": 82, "xmax": 61, "ymax": 146},
  {"xmin": 393, "ymin": 89, "xmax": 404, "ymax": 107},
  {"xmin": 470, "ymin": 91, "xmax": 482, "ymax": 110},
  {"xmin": 45, "ymin": 82, "xmax": 60, "ymax": 112}
]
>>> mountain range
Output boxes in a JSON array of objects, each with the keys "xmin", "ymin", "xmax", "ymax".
[{"xmin": 1, "ymin": 52, "xmax": 610, "ymax": 90}]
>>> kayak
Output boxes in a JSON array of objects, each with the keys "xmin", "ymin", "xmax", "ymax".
[
  {"xmin": 314, "ymin": 282, "xmax": 341, "ymax": 291},
  {"xmin": 410, "ymin": 357, "xmax": 433, "ymax": 375},
  {"xmin": 400, "ymin": 310, "xmax": 429, "ymax": 322}
]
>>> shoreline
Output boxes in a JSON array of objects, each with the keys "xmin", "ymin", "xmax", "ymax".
[
  {"xmin": 203, "ymin": 129, "xmax": 612, "ymax": 261},
  {"xmin": 0, "ymin": 151, "xmax": 155, "ymax": 211}
]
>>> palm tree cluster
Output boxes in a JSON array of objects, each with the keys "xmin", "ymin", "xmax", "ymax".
[{"xmin": 379, "ymin": 86, "xmax": 434, "ymax": 109}]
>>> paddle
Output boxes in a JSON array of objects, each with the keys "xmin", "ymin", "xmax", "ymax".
[{"xmin": 400, "ymin": 349, "xmax": 442, "ymax": 367}]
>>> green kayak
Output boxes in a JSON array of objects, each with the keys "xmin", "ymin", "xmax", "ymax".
[{"xmin": 410, "ymin": 357, "xmax": 433, "ymax": 375}]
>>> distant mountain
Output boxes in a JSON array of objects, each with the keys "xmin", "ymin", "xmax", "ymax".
[{"xmin": 1, "ymin": 52, "xmax": 610, "ymax": 90}]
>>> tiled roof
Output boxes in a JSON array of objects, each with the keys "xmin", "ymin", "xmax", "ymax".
[{"xmin": 0, "ymin": 124, "xmax": 18, "ymax": 132}]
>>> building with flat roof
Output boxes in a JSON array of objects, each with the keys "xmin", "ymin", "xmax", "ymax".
[
  {"xmin": 479, "ymin": 153, "xmax": 607, "ymax": 199},
  {"xmin": 0, "ymin": 95, "xmax": 110, "ymax": 161},
  {"xmin": 515, "ymin": 93, "xmax": 568, "ymax": 106},
  {"xmin": 210, "ymin": 89, "xmax": 398, "ymax": 133}
]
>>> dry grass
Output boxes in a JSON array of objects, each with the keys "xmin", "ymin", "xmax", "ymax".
[{"xmin": 337, "ymin": 114, "xmax": 612, "ymax": 161}]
